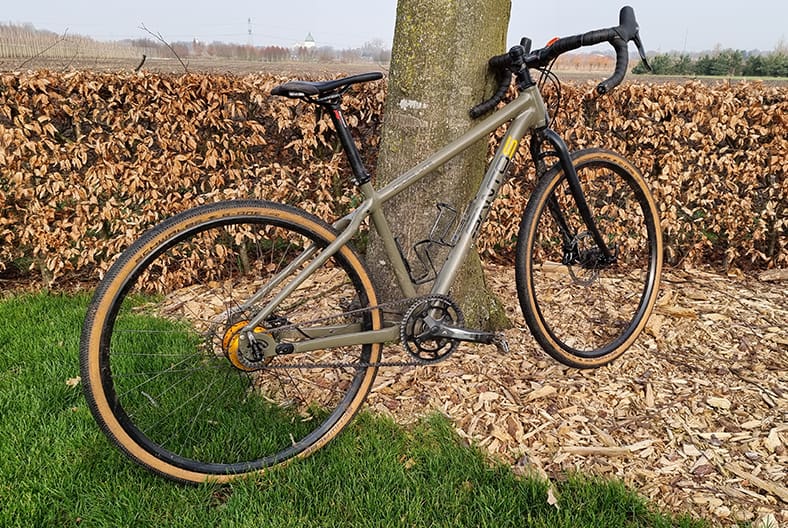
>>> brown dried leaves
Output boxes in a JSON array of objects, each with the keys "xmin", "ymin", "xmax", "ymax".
[
  {"xmin": 0, "ymin": 72, "xmax": 784, "ymax": 286},
  {"xmin": 485, "ymin": 80, "xmax": 787, "ymax": 272},
  {"xmin": 0, "ymin": 71, "xmax": 384, "ymax": 284}
]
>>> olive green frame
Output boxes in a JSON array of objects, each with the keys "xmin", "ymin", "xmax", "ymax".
[{"xmin": 242, "ymin": 84, "xmax": 549, "ymax": 353}]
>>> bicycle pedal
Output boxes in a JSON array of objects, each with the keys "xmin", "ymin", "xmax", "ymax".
[{"xmin": 491, "ymin": 333, "xmax": 509, "ymax": 354}]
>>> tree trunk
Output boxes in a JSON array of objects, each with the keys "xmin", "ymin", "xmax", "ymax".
[{"xmin": 368, "ymin": 0, "xmax": 512, "ymax": 330}]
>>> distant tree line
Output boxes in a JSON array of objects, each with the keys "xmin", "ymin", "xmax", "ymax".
[
  {"xmin": 0, "ymin": 23, "xmax": 391, "ymax": 64},
  {"xmin": 633, "ymin": 48, "xmax": 788, "ymax": 78},
  {"xmin": 0, "ymin": 23, "xmax": 141, "ymax": 60},
  {"xmin": 139, "ymin": 38, "xmax": 392, "ymax": 64}
]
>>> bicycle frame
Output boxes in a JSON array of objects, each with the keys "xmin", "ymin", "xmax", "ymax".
[{"xmin": 242, "ymin": 84, "xmax": 554, "ymax": 353}]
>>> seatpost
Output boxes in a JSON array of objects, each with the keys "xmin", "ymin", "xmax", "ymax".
[{"xmin": 324, "ymin": 100, "xmax": 372, "ymax": 186}]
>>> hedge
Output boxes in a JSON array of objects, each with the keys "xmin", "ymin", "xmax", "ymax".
[{"xmin": 0, "ymin": 71, "xmax": 785, "ymax": 286}]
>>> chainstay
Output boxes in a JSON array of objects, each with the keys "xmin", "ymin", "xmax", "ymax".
[
  {"xmin": 271, "ymin": 296, "xmax": 414, "ymax": 333},
  {"xmin": 255, "ymin": 296, "xmax": 448, "ymax": 370}
]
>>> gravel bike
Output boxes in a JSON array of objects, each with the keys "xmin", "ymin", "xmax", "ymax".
[{"xmin": 80, "ymin": 6, "xmax": 662, "ymax": 483}]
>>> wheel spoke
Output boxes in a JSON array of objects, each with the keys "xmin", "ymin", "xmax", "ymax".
[
  {"xmin": 518, "ymin": 151, "xmax": 661, "ymax": 367},
  {"xmin": 81, "ymin": 201, "xmax": 380, "ymax": 481}
]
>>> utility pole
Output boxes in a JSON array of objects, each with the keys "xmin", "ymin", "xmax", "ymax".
[{"xmin": 247, "ymin": 18, "xmax": 253, "ymax": 60}]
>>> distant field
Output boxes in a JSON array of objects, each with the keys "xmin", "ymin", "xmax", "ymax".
[
  {"xmin": 0, "ymin": 56, "xmax": 385, "ymax": 76},
  {"xmin": 3, "ymin": 56, "xmax": 786, "ymax": 86}
]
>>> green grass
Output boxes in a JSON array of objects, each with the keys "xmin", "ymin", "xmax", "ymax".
[{"xmin": 0, "ymin": 293, "xmax": 708, "ymax": 527}]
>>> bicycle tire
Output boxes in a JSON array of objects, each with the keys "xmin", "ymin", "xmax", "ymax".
[
  {"xmin": 80, "ymin": 200, "xmax": 382, "ymax": 483},
  {"xmin": 516, "ymin": 149, "xmax": 662, "ymax": 368}
]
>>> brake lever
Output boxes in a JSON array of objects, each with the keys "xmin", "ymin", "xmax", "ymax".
[
  {"xmin": 519, "ymin": 37, "xmax": 533, "ymax": 54},
  {"xmin": 633, "ymin": 34, "xmax": 652, "ymax": 72}
]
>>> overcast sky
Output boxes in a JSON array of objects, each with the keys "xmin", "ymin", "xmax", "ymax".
[{"xmin": 3, "ymin": 0, "xmax": 786, "ymax": 53}]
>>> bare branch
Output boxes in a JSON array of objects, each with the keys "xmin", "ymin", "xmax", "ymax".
[
  {"xmin": 60, "ymin": 37, "xmax": 83, "ymax": 72},
  {"xmin": 139, "ymin": 23, "xmax": 188, "ymax": 73},
  {"xmin": 18, "ymin": 28, "xmax": 69, "ymax": 69}
]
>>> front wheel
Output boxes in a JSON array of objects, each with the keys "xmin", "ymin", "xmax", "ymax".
[
  {"xmin": 80, "ymin": 200, "xmax": 382, "ymax": 483},
  {"xmin": 516, "ymin": 149, "xmax": 662, "ymax": 368}
]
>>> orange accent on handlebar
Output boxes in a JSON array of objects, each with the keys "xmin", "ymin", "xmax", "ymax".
[{"xmin": 546, "ymin": 37, "xmax": 559, "ymax": 47}]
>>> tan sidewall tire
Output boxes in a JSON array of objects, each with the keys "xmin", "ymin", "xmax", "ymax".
[
  {"xmin": 519, "ymin": 150, "xmax": 662, "ymax": 368},
  {"xmin": 80, "ymin": 201, "xmax": 382, "ymax": 483}
]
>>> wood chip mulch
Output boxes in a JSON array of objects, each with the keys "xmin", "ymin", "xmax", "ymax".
[{"xmin": 366, "ymin": 264, "xmax": 787, "ymax": 527}]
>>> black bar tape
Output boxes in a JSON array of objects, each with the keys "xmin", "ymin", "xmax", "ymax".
[
  {"xmin": 544, "ymin": 35, "xmax": 582, "ymax": 60},
  {"xmin": 596, "ymin": 38, "xmax": 629, "ymax": 94},
  {"xmin": 469, "ymin": 74, "xmax": 511, "ymax": 118},
  {"xmin": 488, "ymin": 52, "xmax": 513, "ymax": 69},
  {"xmin": 580, "ymin": 28, "xmax": 615, "ymax": 47}
]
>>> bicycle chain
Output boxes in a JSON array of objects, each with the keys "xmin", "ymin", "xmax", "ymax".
[
  {"xmin": 251, "ymin": 296, "xmax": 451, "ymax": 370},
  {"xmin": 259, "ymin": 357, "xmax": 436, "ymax": 370}
]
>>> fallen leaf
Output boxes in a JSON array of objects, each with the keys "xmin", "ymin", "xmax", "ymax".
[
  {"xmin": 546, "ymin": 484, "xmax": 559, "ymax": 510},
  {"xmin": 753, "ymin": 513, "xmax": 779, "ymax": 528}
]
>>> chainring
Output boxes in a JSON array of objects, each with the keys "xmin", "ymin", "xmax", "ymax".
[{"xmin": 400, "ymin": 294, "xmax": 464, "ymax": 363}]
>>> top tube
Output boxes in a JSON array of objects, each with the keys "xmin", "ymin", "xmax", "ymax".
[{"xmin": 376, "ymin": 84, "xmax": 548, "ymax": 205}]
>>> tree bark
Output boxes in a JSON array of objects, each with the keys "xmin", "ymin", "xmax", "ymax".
[{"xmin": 369, "ymin": 0, "xmax": 512, "ymax": 330}]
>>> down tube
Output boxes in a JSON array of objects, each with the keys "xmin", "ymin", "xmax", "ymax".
[{"xmin": 431, "ymin": 109, "xmax": 544, "ymax": 295}]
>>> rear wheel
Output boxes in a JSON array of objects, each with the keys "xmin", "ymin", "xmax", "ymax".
[
  {"xmin": 80, "ymin": 200, "xmax": 381, "ymax": 482},
  {"xmin": 516, "ymin": 149, "xmax": 662, "ymax": 368}
]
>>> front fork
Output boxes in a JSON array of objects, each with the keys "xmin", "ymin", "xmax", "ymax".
[{"xmin": 530, "ymin": 129, "xmax": 615, "ymax": 266}]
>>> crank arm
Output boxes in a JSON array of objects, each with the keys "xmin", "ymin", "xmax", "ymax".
[{"xmin": 422, "ymin": 317, "xmax": 509, "ymax": 353}]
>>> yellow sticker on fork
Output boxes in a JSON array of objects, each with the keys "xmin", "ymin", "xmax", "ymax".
[{"xmin": 503, "ymin": 137, "xmax": 519, "ymax": 158}]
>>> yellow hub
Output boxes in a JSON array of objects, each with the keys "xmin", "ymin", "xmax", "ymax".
[{"xmin": 222, "ymin": 321, "xmax": 270, "ymax": 371}]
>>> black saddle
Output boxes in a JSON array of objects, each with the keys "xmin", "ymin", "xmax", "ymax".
[{"xmin": 271, "ymin": 72, "xmax": 383, "ymax": 99}]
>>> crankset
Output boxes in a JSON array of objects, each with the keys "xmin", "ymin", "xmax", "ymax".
[
  {"xmin": 400, "ymin": 295, "xmax": 464, "ymax": 362},
  {"xmin": 400, "ymin": 295, "xmax": 509, "ymax": 361}
]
